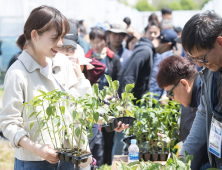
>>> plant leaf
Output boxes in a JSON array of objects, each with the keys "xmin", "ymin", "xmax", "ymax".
[
  {"xmin": 59, "ymin": 106, "xmax": 65, "ymax": 115},
  {"xmin": 125, "ymin": 84, "xmax": 134, "ymax": 93},
  {"xmin": 29, "ymin": 112, "xmax": 36, "ymax": 119},
  {"xmin": 72, "ymin": 110, "xmax": 79, "ymax": 120},
  {"xmin": 79, "ymin": 118, "xmax": 85, "ymax": 126},
  {"xmin": 30, "ymin": 122, "xmax": 34, "ymax": 130},
  {"xmin": 92, "ymin": 84, "xmax": 99, "ymax": 96},
  {"xmin": 93, "ymin": 112, "xmax": 99, "ymax": 123},
  {"xmin": 112, "ymin": 80, "xmax": 119, "ymax": 92},
  {"xmin": 75, "ymin": 127, "xmax": 81, "ymax": 137}
]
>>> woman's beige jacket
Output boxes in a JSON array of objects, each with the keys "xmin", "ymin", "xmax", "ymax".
[{"xmin": 0, "ymin": 50, "xmax": 90, "ymax": 161}]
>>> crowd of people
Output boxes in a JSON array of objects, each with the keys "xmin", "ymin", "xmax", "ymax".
[{"xmin": 1, "ymin": 4, "xmax": 222, "ymax": 170}]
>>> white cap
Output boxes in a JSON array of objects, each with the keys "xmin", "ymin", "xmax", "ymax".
[{"xmin": 74, "ymin": 44, "xmax": 94, "ymax": 70}]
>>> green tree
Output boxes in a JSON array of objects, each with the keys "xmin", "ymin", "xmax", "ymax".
[
  {"xmin": 169, "ymin": 1, "xmax": 183, "ymax": 10},
  {"xmin": 181, "ymin": 0, "xmax": 197, "ymax": 10},
  {"xmin": 201, "ymin": 0, "xmax": 211, "ymax": 8},
  {"xmin": 135, "ymin": 0, "xmax": 156, "ymax": 11}
]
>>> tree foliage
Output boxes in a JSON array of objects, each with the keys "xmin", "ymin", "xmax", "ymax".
[
  {"xmin": 169, "ymin": 1, "xmax": 183, "ymax": 10},
  {"xmin": 180, "ymin": 0, "xmax": 197, "ymax": 10},
  {"xmin": 135, "ymin": 0, "xmax": 156, "ymax": 11}
]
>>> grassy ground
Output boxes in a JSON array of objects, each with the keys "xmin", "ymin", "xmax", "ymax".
[{"xmin": 0, "ymin": 140, "xmax": 14, "ymax": 170}]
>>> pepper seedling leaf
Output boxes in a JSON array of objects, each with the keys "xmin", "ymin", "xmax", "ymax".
[
  {"xmin": 125, "ymin": 84, "xmax": 134, "ymax": 93},
  {"xmin": 30, "ymin": 122, "xmax": 34, "ymax": 130},
  {"xmin": 75, "ymin": 127, "xmax": 81, "ymax": 137}
]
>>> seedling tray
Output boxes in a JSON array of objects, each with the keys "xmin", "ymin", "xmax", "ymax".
[
  {"xmin": 139, "ymin": 152, "xmax": 168, "ymax": 161},
  {"xmin": 103, "ymin": 117, "xmax": 136, "ymax": 132},
  {"xmin": 57, "ymin": 150, "xmax": 92, "ymax": 166}
]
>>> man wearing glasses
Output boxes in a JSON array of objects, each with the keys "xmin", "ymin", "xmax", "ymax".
[
  {"xmin": 177, "ymin": 11, "xmax": 222, "ymax": 169},
  {"xmin": 156, "ymin": 55, "xmax": 209, "ymax": 170}
]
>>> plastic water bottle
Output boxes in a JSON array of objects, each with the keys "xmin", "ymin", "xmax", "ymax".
[{"xmin": 128, "ymin": 139, "xmax": 139, "ymax": 162}]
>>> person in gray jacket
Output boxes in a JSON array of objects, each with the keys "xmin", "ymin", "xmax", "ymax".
[
  {"xmin": 179, "ymin": 11, "xmax": 222, "ymax": 169},
  {"xmin": 156, "ymin": 55, "xmax": 209, "ymax": 170}
]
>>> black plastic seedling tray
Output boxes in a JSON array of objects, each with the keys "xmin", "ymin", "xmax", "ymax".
[
  {"xmin": 103, "ymin": 117, "xmax": 136, "ymax": 132},
  {"xmin": 57, "ymin": 150, "xmax": 92, "ymax": 166}
]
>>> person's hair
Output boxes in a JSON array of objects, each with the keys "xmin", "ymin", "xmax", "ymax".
[
  {"xmin": 79, "ymin": 25, "xmax": 86, "ymax": 34},
  {"xmin": 161, "ymin": 7, "xmax": 172, "ymax": 15},
  {"xmin": 89, "ymin": 28, "xmax": 106, "ymax": 42},
  {"xmin": 16, "ymin": 5, "xmax": 69, "ymax": 50},
  {"xmin": 82, "ymin": 65, "xmax": 89, "ymax": 79},
  {"xmin": 161, "ymin": 19, "xmax": 173, "ymax": 30},
  {"xmin": 79, "ymin": 20, "xmax": 84, "ymax": 25},
  {"xmin": 156, "ymin": 55, "xmax": 198, "ymax": 89},
  {"xmin": 181, "ymin": 11, "xmax": 222, "ymax": 54},
  {"xmin": 148, "ymin": 13, "xmax": 160, "ymax": 25},
  {"xmin": 126, "ymin": 36, "xmax": 136, "ymax": 49},
  {"xmin": 68, "ymin": 19, "xmax": 79, "ymax": 29},
  {"xmin": 144, "ymin": 21, "xmax": 161, "ymax": 33},
  {"xmin": 123, "ymin": 17, "xmax": 131, "ymax": 26},
  {"xmin": 174, "ymin": 26, "xmax": 182, "ymax": 34}
]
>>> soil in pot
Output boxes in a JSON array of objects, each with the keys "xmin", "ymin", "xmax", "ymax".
[
  {"xmin": 152, "ymin": 153, "xmax": 158, "ymax": 161},
  {"xmin": 144, "ymin": 152, "xmax": 151, "ymax": 161}
]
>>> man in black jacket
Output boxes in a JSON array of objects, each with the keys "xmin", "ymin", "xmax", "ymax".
[{"xmin": 119, "ymin": 29, "xmax": 178, "ymax": 100}]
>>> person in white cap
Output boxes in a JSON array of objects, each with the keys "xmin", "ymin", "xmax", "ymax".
[{"xmin": 107, "ymin": 21, "xmax": 132, "ymax": 69}]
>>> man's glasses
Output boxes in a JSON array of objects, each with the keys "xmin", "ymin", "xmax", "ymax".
[
  {"xmin": 166, "ymin": 76, "xmax": 187, "ymax": 99},
  {"xmin": 186, "ymin": 49, "xmax": 211, "ymax": 63}
]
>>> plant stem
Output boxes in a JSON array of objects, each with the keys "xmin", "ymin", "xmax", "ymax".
[
  {"xmin": 33, "ymin": 108, "xmax": 45, "ymax": 144},
  {"xmin": 59, "ymin": 103, "xmax": 72, "ymax": 148},
  {"xmin": 78, "ymin": 124, "xmax": 83, "ymax": 156},
  {"xmin": 51, "ymin": 117, "xmax": 58, "ymax": 149},
  {"xmin": 42, "ymin": 103, "xmax": 55, "ymax": 148}
]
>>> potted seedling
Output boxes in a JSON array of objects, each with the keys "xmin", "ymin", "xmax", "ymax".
[
  {"xmin": 24, "ymin": 90, "xmax": 93, "ymax": 166},
  {"xmin": 102, "ymin": 75, "xmax": 136, "ymax": 132}
]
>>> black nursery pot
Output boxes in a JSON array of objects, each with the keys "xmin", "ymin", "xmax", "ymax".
[
  {"xmin": 144, "ymin": 152, "xmax": 151, "ymax": 161},
  {"xmin": 104, "ymin": 117, "xmax": 136, "ymax": 132},
  {"xmin": 160, "ymin": 153, "xmax": 167, "ymax": 161},
  {"xmin": 123, "ymin": 135, "xmax": 136, "ymax": 147},
  {"xmin": 152, "ymin": 153, "xmax": 159, "ymax": 161},
  {"xmin": 58, "ymin": 151, "xmax": 65, "ymax": 161},
  {"xmin": 58, "ymin": 150, "xmax": 92, "ymax": 166},
  {"xmin": 128, "ymin": 117, "xmax": 136, "ymax": 127}
]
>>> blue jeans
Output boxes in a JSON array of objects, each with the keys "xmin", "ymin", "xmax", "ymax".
[
  {"xmin": 111, "ymin": 131, "xmax": 126, "ymax": 161},
  {"xmin": 200, "ymin": 162, "xmax": 211, "ymax": 170},
  {"xmin": 14, "ymin": 158, "xmax": 75, "ymax": 170}
]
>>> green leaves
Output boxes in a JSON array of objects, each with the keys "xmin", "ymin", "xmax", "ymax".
[
  {"xmin": 93, "ymin": 84, "xmax": 99, "ymax": 96},
  {"xmin": 59, "ymin": 106, "xmax": 65, "ymax": 115},
  {"xmin": 112, "ymin": 80, "xmax": 119, "ymax": 92},
  {"xmin": 72, "ymin": 110, "xmax": 79, "ymax": 120},
  {"xmin": 30, "ymin": 122, "xmax": 34, "ymax": 130},
  {"xmin": 105, "ymin": 75, "xmax": 113, "ymax": 89},
  {"xmin": 125, "ymin": 84, "xmax": 134, "ymax": 93},
  {"xmin": 75, "ymin": 127, "xmax": 81, "ymax": 137},
  {"xmin": 93, "ymin": 112, "xmax": 99, "ymax": 123}
]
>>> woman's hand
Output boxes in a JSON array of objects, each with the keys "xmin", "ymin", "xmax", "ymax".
[
  {"xmin": 114, "ymin": 121, "xmax": 129, "ymax": 132},
  {"xmin": 70, "ymin": 57, "xmax": 83, "ymax": 79},
  {"xmin": 19, "ymin": 136, "xmax": 59, "ymax": 164},
  {"xmin": 34, "ymin": 144, "xmax": 59, "ymax": 164}
]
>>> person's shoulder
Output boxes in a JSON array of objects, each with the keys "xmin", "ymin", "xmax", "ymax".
[{"xmin": 54, "ymin": 53, "xmax": 70, "ymax": 66}]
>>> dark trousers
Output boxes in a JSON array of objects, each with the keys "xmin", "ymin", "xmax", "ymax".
[
  {"xmin": 102, "ymin": 127, "xmax": 115, "ymax": 165},
  {"xmin": 89, "ymin": 130, "xmax": 104, "ymax": 167}
]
